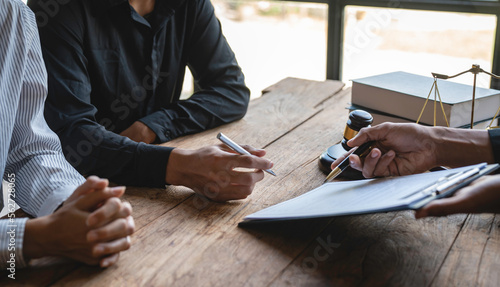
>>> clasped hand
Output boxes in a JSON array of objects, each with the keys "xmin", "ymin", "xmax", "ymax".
[{"xmin": 24, "ymin": 176, "xmax": 135, "ymax": 267}]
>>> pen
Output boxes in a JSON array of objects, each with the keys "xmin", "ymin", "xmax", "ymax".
[
  {"xmin": 434, "ymin": 167, "xmax": 480, "ymax": 194},
  {"xmin": 324, "ymin": 141, "xmax": 374, "ymax": 183},
  {"xmin": 217, "ymin": 132, "xmax": 277, "ymax": 176},
  {"xmin": 408, "ymin": 165, "xmax": 486, "ymax": 210}
]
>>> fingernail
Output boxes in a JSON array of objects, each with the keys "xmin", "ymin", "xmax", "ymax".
[
  {"xmin": 349, "ymin": 159, "xmax": 356, "ymax": 168},
  {"xmin": 387, "ymin": 150, "xmax": 395, "ymax": 157},
  {"xmin": 112, "ymin": 186, "xmax": 125, "ymax": 195},
  {"xmin": 95, "ymin": 245, "xmax": 104, "ymax": 253},
  {"xmin": 101, "ymin": 259, "xmax": 110, "ymax": 268},
  {"xmin": 371, "ymin": 150, "xmax": 379, "ymax": 158}
]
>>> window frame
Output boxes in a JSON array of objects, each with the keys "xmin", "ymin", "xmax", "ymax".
[{"xmin": 281, "ymin": 0, "xmax": 500, "ymax": 88}]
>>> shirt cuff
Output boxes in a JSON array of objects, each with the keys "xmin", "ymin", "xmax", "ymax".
[
  {"xmin": 0, "ymin": 217, "xmax": 29, "ymax": 270},
  {"xmin": 37, "ymin": 185, "xmax": 77, "ymax": 217},
  {"xmin": 488, "ymin": 128, "xmax": 500, "ymax": 164},
  {"xmin": 135, "ymin": 142, "xmax": 173, "ymax": 187},
  {"xmin": 139, "ymin": 113, "xmax": 175, "ymax": 144}
]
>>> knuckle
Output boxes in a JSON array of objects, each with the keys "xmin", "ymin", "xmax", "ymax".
[
  {"xmin": 239, "ymin": 174, "xmax": 254, "ymax": 185},
  {"xmin": 118, "ymin": 218, "xmax": 128, "ymax": 230},
  {"xmin": 123, "ymin": 239, "xmax": 132, "ymax": 250},
  {"xmin": 90, "ymin": 212, "xmax": 104, "ymax": 224},
  {"xmin": 206, "ymin": 185, "xmax": 219, "ymax": 198},
  {"xmin": 108, "ymin": 197, "xmax": 121, "ymax": 208},
  {"xmin": 123, "ymin": 202, "xmax": 133, "ymax": 214},
  {"xmin": 127, "ymin": 219, "xmax": 135, "ymax": 235},
  {"xmin": 256, "ymin": 170, "xmax": 265, "ymax": 181},
  {"xmin": 86, "ymin": 175, "xmax": 99, "ymax": 184},
  {"xmin": 93, "ymin": 245, "xmax": 106, "ymax": 257},
  {"xmin": 97, "ymin": 229, "xmax": 109, "ymax": 239},
  {"xmin": 117, "ymin": 203, "xmax": 131, "ymax": 218},
  {"xmin": 241, "ymin": 145, "xmax": 254, "ymax": 153},
  {"xmin": 362, "ymin": 170, "xmax": 371, "ymax": 179},
  {"xmin": 207, "ymin": 171, "xmax": 219, "ymax": 182},
  {"xmin": 241, "ymin": 186, "xmax": 253, "ymax": 197},
  {"xmin": 242, "ymin": 156, "xmax": 254, "ymax": 166}
]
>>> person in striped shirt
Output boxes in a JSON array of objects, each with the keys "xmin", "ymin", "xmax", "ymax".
[{"xmin": 0, "ymin": 0, "xmax": 135, "ymax": 270}]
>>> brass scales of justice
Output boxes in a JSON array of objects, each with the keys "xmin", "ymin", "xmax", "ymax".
[{"xmin": 418, "ymin": 64, "xmax": 500, "ymax": 129}]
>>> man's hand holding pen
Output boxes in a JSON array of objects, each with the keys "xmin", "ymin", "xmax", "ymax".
[
  {"xmin": 328, "ymin": 122, "xmax": 500, "ymax": 218},
  {"xmin": 165, "ymin": 138, "xmax": 274, "ymax": 202},
  {"xmin": 331, "ymin": 123, "xmax": 439, "ymax": 178},
  {"xmin": 325, "ymin": 141, "xmax": 373, "ymax": 182}
]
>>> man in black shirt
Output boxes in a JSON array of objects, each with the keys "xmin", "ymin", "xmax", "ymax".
[{"xmin": 29, "ymin": 0, "xmax": 273, "ymax": 201}]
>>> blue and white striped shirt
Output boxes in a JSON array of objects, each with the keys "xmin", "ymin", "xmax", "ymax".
[{"xmin": 0, "ymin": 0, "xmax": 85, "ymax": 268}]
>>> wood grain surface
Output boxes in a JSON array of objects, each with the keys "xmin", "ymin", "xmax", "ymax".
[{"xmin": 1, "ymin": 78, "xmax": 498, "ymax": 287}]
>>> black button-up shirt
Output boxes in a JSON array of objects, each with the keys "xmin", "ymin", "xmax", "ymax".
[{"xmin": 29, "ymin": 0, "xmax": 250, "ymax": 187}]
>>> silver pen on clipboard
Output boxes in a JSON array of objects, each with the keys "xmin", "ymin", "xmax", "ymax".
[
  {"xmin": 217, "ymin": 133, "xmax": 276, "ymax": 176},
  {"xmin": 407, "ymin": 165, "xmax": 486, "ymax": 210},
  {"xmin": 428, "ymin": 167, "xmax": 481, "ymax": 196}
]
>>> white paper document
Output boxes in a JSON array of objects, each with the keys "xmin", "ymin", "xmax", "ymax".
[{"xmin": 241, "ymin": 163, "xmax": 498, "ymax": 223}]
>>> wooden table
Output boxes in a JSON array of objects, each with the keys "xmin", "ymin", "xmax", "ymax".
[{"xmin": 2, "ymin": 78, "xmax": 500, "ymax": 286}]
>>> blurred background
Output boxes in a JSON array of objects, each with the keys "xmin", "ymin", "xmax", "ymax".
[{"xmin": 182, "ymin": 0, "xmax": 496, "ymax": 98}]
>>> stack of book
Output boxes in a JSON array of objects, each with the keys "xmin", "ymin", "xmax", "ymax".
[{"xmin": 350, "ymin": 71, "xmax": 500, "ymax": 128}]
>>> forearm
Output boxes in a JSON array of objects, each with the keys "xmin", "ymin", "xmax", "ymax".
[
  {"xmin": 57, "ymin": 123, "xmax": 172, "ymax": 187},
  {"xmin": 140, "ymin": 93, "xmax": 249, "ymax": 143},
  {"xmin": 433, "ymin": 127, "xmax": 494, "ymax": 167}
]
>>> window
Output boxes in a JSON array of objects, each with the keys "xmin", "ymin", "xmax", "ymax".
[
  {"xmin": 343, "ymin": 7, "xmax": 497, "ymax": 88},
  {"xmin": 183, "ymin": 0, "xmax": 328, "ymax": 99}
]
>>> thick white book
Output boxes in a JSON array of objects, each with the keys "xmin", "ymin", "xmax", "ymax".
[
  {"xmin": 347, "ymin": 104, "xmax": 498, "ymax": 129},
  {"xmin": 351, "ymin": 71, "xmax": 500, "ymax": 127}
]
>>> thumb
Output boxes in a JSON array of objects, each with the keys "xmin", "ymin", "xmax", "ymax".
[
  {"xmin": 72, "ymin": 176, "xmax": 109, "ymax": 198},
  {"xmin": 76, "ymin": 186, "xmax": 126, "ymax": 211}
]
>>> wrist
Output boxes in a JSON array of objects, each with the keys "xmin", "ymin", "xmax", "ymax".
[
  {"xmin": 138, "ymin": 121, "xmax": 157, "ymax": 143},
  {"xmin": 165, "ymin": 148, "xmax": 193, "ymax": 185},
  {"xmin": 143, "ymin": 127, "xmax": 157, "ymax": 144},
  {"xmin": 23, "ymin": 216, "xmax": 53, "ymax": 259},
  {"xmin": 430, "ymin": 126, "xmax": 449, "ymax": 167},
  {"xmin": 433, "ymin": 127, "xmax": 492, "ymax": 167}
]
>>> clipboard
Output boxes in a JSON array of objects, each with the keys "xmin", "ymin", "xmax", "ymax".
[{"xmin": 239, "ymin": 163, "xmax": 499, "ymax": 225}]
